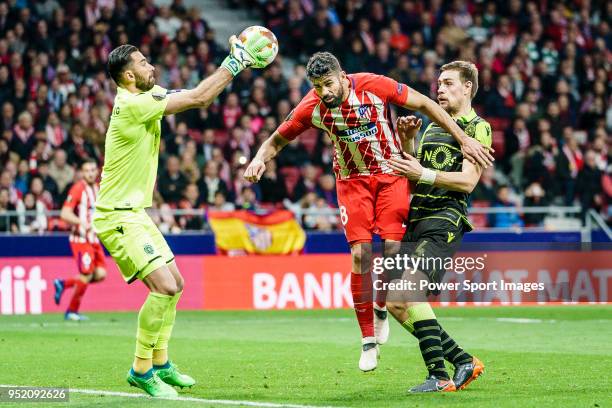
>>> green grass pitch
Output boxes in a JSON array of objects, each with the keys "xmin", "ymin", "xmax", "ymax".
[{"xmin": 0, "ymin": 306, "xmax": 610, "ymax": 407}]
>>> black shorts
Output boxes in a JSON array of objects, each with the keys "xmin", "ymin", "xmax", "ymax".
[{"xmin": 399, "ymin": 217, "xmax": 465, "ymax": 290}]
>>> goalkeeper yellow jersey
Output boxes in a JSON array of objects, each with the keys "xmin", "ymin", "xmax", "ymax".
[{"xmin": 96, "ymin": 85, "xmax": 169, "ymax": 210}]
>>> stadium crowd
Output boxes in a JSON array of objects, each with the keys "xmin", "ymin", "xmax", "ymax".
[{"xmin": 0, "ymin": 0, "xmax": 610, "ymax": 233}]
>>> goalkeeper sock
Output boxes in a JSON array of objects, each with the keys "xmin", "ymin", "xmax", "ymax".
[
  {"xmin": 408, "ymin": 303, "xmax": 449, "ymax": 380},
  {"xmin": 154, "ymin": 291, "xmax": 182, "ymax": 353},
  {"xmin": 351, "ymin": 272, "xmax": 374, "ymax": 339},
  {"xmin": 439, "ymin": 324, "xmax": 473, "ymax": 366},
  {"xmin": 67, "ymin": 280, "xmax": 87, "ymax": 313},
  {"xmin": 135, "ymin": 292, "xmax": 173, "ymax": 360}
]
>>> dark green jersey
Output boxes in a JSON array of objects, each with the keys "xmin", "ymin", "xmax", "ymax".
[{"xmin": 409, "ymin": 109, "xmax": 492, "ymax": 231}]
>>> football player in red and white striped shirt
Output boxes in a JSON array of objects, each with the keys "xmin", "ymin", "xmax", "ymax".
[
  {"xmin": 245, "ymin": 52, "xmax": 493, "ymax": 371},
  {"xmin": 54, "ymin": 159, "xmax": 107, "ymax": 321}
]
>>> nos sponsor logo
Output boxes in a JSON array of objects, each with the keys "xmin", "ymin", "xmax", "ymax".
[{"xmin": 0, "ymin": 265, "xmax": 47, "ymax": 315}]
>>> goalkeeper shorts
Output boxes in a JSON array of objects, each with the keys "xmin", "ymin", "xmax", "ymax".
[{"xmin": 93, "ymin": 208, "xmax": 174, "ymax": 283}]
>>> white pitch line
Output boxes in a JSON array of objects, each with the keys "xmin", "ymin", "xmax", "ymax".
[{"xmin": 0, "ymin": 385, "xmax": 347, "ymax": 408}]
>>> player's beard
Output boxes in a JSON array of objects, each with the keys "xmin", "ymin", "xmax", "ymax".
[
  {"xmin": 135, "ymin": 72, "xmax": 155, "ymax": 92},
  {"xmin": 322, "ymin": 91, "xmax": 344, "ymax": 109}
]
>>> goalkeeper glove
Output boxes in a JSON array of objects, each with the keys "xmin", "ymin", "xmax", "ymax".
[{"xmin": 221, "ymin": 34, "xmax": 274, "ymax": 76}]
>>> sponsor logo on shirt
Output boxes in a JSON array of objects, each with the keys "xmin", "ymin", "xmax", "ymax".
[
  {"xmin": 358, "ymin": 104, "xmax": 370, "ymax": 118},
  {"xmin": 336, "ymin": 123, "xmax": 377, "ymax": 143}
]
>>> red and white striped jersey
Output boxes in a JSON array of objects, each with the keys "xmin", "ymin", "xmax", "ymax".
[
  {"xmin": 278, "ymin": 73, "xmax": 409, "ymax": 179},
  {"xmin": 64, "ymin": 180, "xmax": 99, "ymax": 243}
]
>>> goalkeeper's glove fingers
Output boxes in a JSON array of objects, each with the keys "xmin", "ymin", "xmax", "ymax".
[{"xmin": 221, "ymin": 35, "xmax": 273, "ymax": 76}]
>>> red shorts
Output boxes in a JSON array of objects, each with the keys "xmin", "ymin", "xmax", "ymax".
[
  {"xmin": 336, "ymin": 174, "xmax": 410, "ymax": 245},
  {"xmin": 70, "ymin": 241, "xmax": 106, "ymax": 275}
]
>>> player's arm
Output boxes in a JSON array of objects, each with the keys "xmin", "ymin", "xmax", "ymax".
[
  {"xmin": 401, "ymin": 88, "xmax": 494, "ymax": 168},
  {"xmin": 388, "ymin": 153, "xmax": 482, "ymax": 193},
  {"xmin": 61, "ymin": 189, "xmax": 84, "ymax": 227},
  {"xmin": 163, "ymin": 69, "xmax": 233, "ymax": 114},
  {"xmin": 165, "ymin": 33, "xmax": 274, "ymax": 115},
  {"xmin": 389, "ymin": 121, "xmax": 491, "ymax": 193},
  {"xmin": 60, "ymin": 205, "xmax": 82, "ymax": 227},
  {"xmin": 244, "ymin": 131, "xmax": 290, "ymax": 182}
]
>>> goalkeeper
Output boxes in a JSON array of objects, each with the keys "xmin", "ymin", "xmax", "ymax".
[{"xmin": 93, "ymin": 33, "xmax": 275, "ymax": 398}]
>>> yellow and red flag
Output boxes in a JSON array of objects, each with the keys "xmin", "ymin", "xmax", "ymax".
[{"xmin": 208, "ymin": 210, "xmax": 306, "ymax": 255}]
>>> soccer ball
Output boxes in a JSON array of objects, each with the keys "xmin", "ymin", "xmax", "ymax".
[{"xmin": 238, "ymin": 26, "xmax": 279, "ymax": 67}]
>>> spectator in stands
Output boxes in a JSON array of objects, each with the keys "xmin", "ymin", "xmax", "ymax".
[
  {"xmin": 489, "ymin": 185, "xmax": 524, "ymax": 228},
  {"xmin": 317, "ymin": 174, "xmax": 337, "ymax": 207},
  {"xmin": 222, "ymin": 92, "xmax": 242, "ymax": 130},
  {"xmin": 29, "ymin": 175, "xmax": 54, "ymax": 210},
  {"xmin": 210, "ymin": 190, "xmax": 235, "ymax": 212},
  {"xmin": 238, "ymin": 186, "xmax": 258, "ymax": 211},
  {"xmin": 0, "ymin": 169, "xmax": 18, "ymax": 204},
  {"xmin": 577, "ymin": 150, "xmax": 604, "ymax": 221},
  {"xmin": 0, "ymin": 187, "xmax": 17, "ymax": 233},
  {"xmin": 523, "ymin": 182, "xmax": 549, "ymax": 226},
  {"xmin": 48, "ymin": 149, "xmax": 74, "ymax": 195},
  {"xmin": 472, "ymin": 166, "xmax": 497, "ymax": 204},
  {"xmin": 11, "ymin": 111, "xmax": 35, "ymax": 160},
  {"xmin": 557, "ymin": 130, "xmax": 584, "ymax": 205},
  {"xmin": 16, "ymin": 191, "xmax": 47, "ymax": 234},
  {"xmin": 276, "ymin": 138, "xmax": 310, "ymax": 169},
  {"xmin": 259, "ymin": 159, "xmax": 287, "ymax": 204},
  {"xmin": 178, "ymin": 183, "xmax": 205, "ymax": 230},
  {"xmin": 158, "ymin": 155, "xmax": 188, "ymax": 205},
  {"xmin": 36, "ymin": 160, "xmax": 59, "ymax": 202},
  {"xmin": 293, "ymin": 164, "xmax": 319, "ymax": 201},
  {"xmin": 198, "ymin": 160, "xmax": 229, "ymax": 206},
  {"xmin": 14, "ymin": 159, "xmax": 30, "ymax": 195}
]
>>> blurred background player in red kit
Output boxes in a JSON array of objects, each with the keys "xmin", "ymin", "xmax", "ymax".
[
  {"xmin": 54, "ymin": 159, "xmax": 107, "ymax": 321},
  {"xmin": 245, "ymin": 52, "xmax": 493, "ymax": 372}
]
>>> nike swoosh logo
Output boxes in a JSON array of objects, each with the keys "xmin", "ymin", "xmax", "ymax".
[{"xmin": 436, "ymin": 381, "xmax": 451, "ymax": 391}]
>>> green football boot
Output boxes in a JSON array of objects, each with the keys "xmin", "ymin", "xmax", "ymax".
[
  {"xmin": 127, "ymin": 369, "xmax": 178, "ymax": 398},
  {"xmin": 154, "ymin": 361, "xmax": 196, "ymax": 389}
]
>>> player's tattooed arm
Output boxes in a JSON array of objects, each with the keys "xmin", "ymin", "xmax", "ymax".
[
  {"xmin": 244, "ymin": 131, "xmax": 290, "ymax": 182},
  {"xmin": 401, "ymin": 87, "xmax": 495, "ymax": 168},
  {"xmin": 396, "ymin": 115, "xmax": 422, "ymax": 156}
]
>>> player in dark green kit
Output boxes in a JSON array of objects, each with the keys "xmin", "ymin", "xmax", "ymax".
[{"xmin": 387, "ymin": 61, "xmax": 492, "ymax": 393}]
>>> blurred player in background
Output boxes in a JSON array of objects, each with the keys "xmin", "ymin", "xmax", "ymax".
[
  {"xmin": 92, "ymin": 33, "xmax": 275, "ymax": 398},
  {"xmin": 54, "ymin": 159, "xmax": 106, "ymax": 321},
  {"xmin": 245, "ymin": 52, "xmax": 494, "ymax": 372},
  {"xmin": 387, "ymin": 61, "xmax": 489, "ymax": 393}
]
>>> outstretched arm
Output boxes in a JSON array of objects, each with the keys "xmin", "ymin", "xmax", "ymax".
[
  {"xmin": 402, "ymin": 88, "xmax": 494, "ymax": 168},
  {"xmin": 164, "ymin": 33, "xmax": 274, "ymax": 115},
  {"xmin": 164, "ymin": 68, "xmax": 233, "ymax": 114},
  {"xmin": 244, "ymin": 131, "xmax": 290, "ymax": 182}
]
